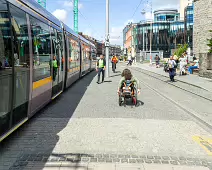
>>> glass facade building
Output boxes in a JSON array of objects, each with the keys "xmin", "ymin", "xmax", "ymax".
[
  {"xmin": 130, "ymin": 6, "xmax": 194, "ymax": 58},
  {"xmin": 154, "ymin": 9, "xmax": 180, "ymax": 22},
  {"xmin": 184, "ymin": 3, "xmax": 194, "ymax": 48}
]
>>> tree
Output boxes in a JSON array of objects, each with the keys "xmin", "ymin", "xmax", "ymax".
[
  {"xmin": 207, "ymin": 30, "xmax": 212, "ymax": 53},
  {"xmin": 174, "ymin": 44, "xmax": 188, "ymax": 58}
]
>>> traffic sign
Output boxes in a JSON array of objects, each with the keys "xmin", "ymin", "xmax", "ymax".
[{"xmin": 105, "ymin": 41, "xmax": 110, "ymax": 47}]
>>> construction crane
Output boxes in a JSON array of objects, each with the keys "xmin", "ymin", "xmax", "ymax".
[
  {"xmin": 74, "ymin": 0, "xmax": 78, "ymax": 33},
  {"xmin": 37, "ymin": 0, "xmax": 46, "ymax": 8}
]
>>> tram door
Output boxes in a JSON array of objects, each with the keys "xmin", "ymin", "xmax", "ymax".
[{"xmin": 51, "ymin": 28, "xmax": 64, "ymax": 98}]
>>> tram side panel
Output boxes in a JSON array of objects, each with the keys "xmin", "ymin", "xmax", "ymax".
[
  {"xmin": 29, "ymin": 16, "xmax": 54, "ymax": 116},
  {"xmin": 65, "ymin": 34, "xmax": 81, "ymax": 88}
]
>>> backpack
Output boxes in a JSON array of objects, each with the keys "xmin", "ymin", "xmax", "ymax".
[{"xmin": 122, "ymin": 80, "xmax": 133, "ymax": 95}]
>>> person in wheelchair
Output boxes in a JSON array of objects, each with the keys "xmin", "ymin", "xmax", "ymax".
[{"xmin": 117, "ymin": 69, "xmax": 140, "ymax": 96}]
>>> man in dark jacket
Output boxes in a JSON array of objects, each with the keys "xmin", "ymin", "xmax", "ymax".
[{"xmin": 96, "ymin": 55, "xmax": 106, "ymax": 84}]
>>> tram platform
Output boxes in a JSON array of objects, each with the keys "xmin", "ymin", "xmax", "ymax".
[{"xmin": 1, "ymin": 65, "xmax": 212, "ymax": 170}]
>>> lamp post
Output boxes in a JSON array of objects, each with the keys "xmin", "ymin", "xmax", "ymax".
[
  {"xmin": 105, "ymin": 0, "xmax": 110, "ymax": 78},
  {"xmin": 141, "ymin": 0, "xmax": 153, "ymax": 64}
]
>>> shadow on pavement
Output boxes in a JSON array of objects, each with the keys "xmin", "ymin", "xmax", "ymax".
[
  {"xmin": 110, "ymin": 73, "xmax": 121, "ymax": 78},
  {"xmin": 103, "ymin": 80, "xmax": 112, "ymax": 83},
  {"xmin": 119, "ymin": 99, "xmax": 144, "ymax": 107},
  {"xmin": 0, "ymin": 71, "xmax": 96, "ymax": 170}
]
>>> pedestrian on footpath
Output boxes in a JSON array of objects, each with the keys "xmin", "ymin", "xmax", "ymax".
[
  {"xmin": 127, "ymin": 51, "xmax": 132, "ymax": 66},
  {"xmin": 179, "ymin": 55, "xmax": 187, "ymax": 75},
  {"xmin": 168, "ymin": 56, "xmax": 177, "ymax": 82},
  {"xmin": 111, "ymin": 55, "xmax": 118, "ymax": 73},
  {"xmin": 188, "ymin": 59, "xmax": 199, "ymax": 74},
  {"xmin": 96, "ymin": 55, "xmax": 106, "ymax": 84},
  {"xmin": 154, "ymin": 54, "xmax": 160, "ymax": 68}
]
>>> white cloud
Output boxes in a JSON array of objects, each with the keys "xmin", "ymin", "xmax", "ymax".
[
  {"xmin": 62, "ymin": 0, "xmax": 83, "ymax": 10},
  {"xmin": 63, "ymin": 1, "xmax": 73, "ymax": 7},
  {"xmin": 52, "ymin": 9, "xmax": 68, "ymax": 23},
  {"xmin": 145, "ymin": 12, "xmax": 154, "ymax": 20}
]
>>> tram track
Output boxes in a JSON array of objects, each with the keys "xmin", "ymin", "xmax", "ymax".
[
  {"xmin": 132, "ymin": 67, "xmax": 212, "ymax": 102},
  {"xmin": 131, "ymin": 67, "xmax": 212, "ymax": 132}
]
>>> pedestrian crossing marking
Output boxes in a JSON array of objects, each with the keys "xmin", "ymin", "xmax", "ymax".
[{"xmin": 193, "ymin": 136, "xmax": 212, "ymax": 156}]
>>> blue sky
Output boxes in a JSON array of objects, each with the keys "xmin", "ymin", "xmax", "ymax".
[{"xmin": 46, "ymin": 0, "xmax": 179, "ymax": 46}]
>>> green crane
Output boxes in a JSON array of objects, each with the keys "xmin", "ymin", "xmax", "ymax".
[
  {"xmin": 74, "ymin": 0, "xmax": 78, "ymax": 34},
  {"xmin": 37, "ymin": 0, "xmax": 46, "ymax": 8}
]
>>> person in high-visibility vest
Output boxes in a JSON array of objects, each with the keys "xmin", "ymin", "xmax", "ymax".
[
  {"xmin": 96, "ymin": 55, "xmax": 106, "ymax": 84},
  {"xmin": 52, "ymin": 56, "xmax": 59, "ymax": 81}
]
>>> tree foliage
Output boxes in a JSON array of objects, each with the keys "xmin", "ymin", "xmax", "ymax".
[
  {"xmin": 174, "ymin": 44, "xmax": 189, "ymax": 58},
  {"xmin": 207, "ymin": 30, "xmax": 212, "ymax": 53}
]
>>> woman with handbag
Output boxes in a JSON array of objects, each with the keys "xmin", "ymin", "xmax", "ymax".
[{"xmin": 168, "ymin": 56, "xmax": 177, "ymax": 82}]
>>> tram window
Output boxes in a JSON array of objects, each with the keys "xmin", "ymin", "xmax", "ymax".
[
  {"xmin": 9, "ymin": 4, "xmax": 29, "ymax": 125},
  {"xmin": 29, "ymin": 16, "xmax": 51, "ymax": 82},
  {"xmin": 0, "ymin": 0, "xmax": 12, "ymax": 136},
  {"xmin": 68, "ymin": 38, "xmax": 79, "ymax": 69}
]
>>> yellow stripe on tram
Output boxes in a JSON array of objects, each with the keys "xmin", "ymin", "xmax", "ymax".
[{"xmin": 33, "ymin": 77, "xmax": 52, "ymax": 90}]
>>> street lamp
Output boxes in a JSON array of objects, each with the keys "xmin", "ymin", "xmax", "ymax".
[
  {"xmin": 141, "ymin": 5, "xmax": 153, "ymax": 64},
  {"xmin": 141, "ymin": 9, "xmax": 145, "ymax": 52},
  {"xmin": 105, "ymin": 0, "xmax": 109, "ymax": 78}
]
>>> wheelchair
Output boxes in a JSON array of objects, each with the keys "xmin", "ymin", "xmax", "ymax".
[{"xmin": 118, "ymin": 81, "xmax": 138, "ymax": 107}]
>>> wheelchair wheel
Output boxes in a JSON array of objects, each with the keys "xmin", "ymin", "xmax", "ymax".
[
  {"xmin": 133, "ymin": 89, "xmax": 138, "ymax": 106},
  {"xmin": 118, "ymin": 96, "xmax": 122, "ymax": 106}
]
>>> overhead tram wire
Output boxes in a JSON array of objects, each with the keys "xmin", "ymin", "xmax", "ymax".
[
  {"xmin": 115, "ymin": 0, "xmax": 146, "ymax": 36},
  {"xmin": 130, "ymin": 0, "xmax": 145, "ymax": 19}
]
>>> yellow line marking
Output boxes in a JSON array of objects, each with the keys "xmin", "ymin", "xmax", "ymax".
[
  {"xmin": 33, "ymin": 77, "xmax": 52, "ymax": 90},
  {"xmin": 0, "ymin": 118, "xmax": 28, "ymax": 142},
  {"xmin": 193, "ymin": 136, "xmax": 212, "ymax": 156}
]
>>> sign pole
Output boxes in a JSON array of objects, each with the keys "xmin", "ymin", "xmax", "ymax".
[{"xmin": 105, "ymin": 0, "xmax": 110, "ymax": 78}]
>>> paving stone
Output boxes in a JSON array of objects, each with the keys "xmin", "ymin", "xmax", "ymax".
[
  {"xmin": 178, "ymin": 161, "xmax": 187, "ymax": 165},
  {"xmin": 140, "ymin": 155, "xmax": 146, "ymax": 159},
  {"xmin": 95, "ymin": 154, "xmax": 102, "ymax": 158},
  {"xmin": 147, "ymin": 155, "xmax": 154, "ymax": 159},
  {"xmin": 118, "ymin": 155, "xmax": 126, "ymax": 158},
  {"xmin": 90, "ymin": 158, "xmax": 97, "ymax": 162},
  {"xmin": 89, "ymin": 154, "xmax": 95, "ymax": 158},
  {"xmin": 97, "ymin": 158, "xmax": 105, "ymax": 162},
  {"xmin": 110, "ymin": 154, "xmax": 117, "ymax": 158},
  {"xmin": 194, "ymin": 161, "xmax": 202, "ymax": 166},
  {"xmin": 81, "ymin": 158, "xmax": 89, "ymax": 162},
  {"xmin": 187, "ymin": 161, "xmax": 196, "ymax": 166},
  {"xmin": 129, "ymin": 159, "xmax": 136, "ymax": 163},
  {"xmin": 42, "ymin": 157, "xmax": 48, "ymax": 162},
  {"xmin": 154, "ymin": 156, "xmax": 161, "ymax": 160},
  {"xmin": 103, "ymin": 154, "xmax": 109, "ymax": 158},
  {"xmin": 145, "ymin": 160, "xmax": 152, "ymax": 164},
  {"xmin": 106, "ymin": 158, "xmax": 112, "ymax": 163},
  {"xmin": 179, "ymin": 157, "xmax": 186, "ymax": 161},
  {"xmin": 170, "ymin": 156, "xmax": 178, "ymax": 161},
  {"xmin": 162, "ymin": 156, "xmax": 170, "ymax": 160},
  {"xmin": 161, "ymin": 160, "xmax": 169, "ymax": 164},
  {"xmin": 187, "ymin": 158, "xmax": 195, "ymax": 161},
  {"xmin": 136, "ymin": 159, "xmax": 144, "ymax": 163},
  {"xmin": 59, "ymin": 157, "xmax": 66, "ymax": 161},
  {"xmin": 113, "ymin": 158, "xmax": 120, "ymax": 163},
  {"xmin": 121, "ymin": 159, "xmax": 128, "ymax": 163},
  {"xmin": 170, "ymin": 161, "xmax": 178, "ymax": 165},
  {"xmin": 153, "ymin": 160, "xmax": 161, "ymax": 164}
]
